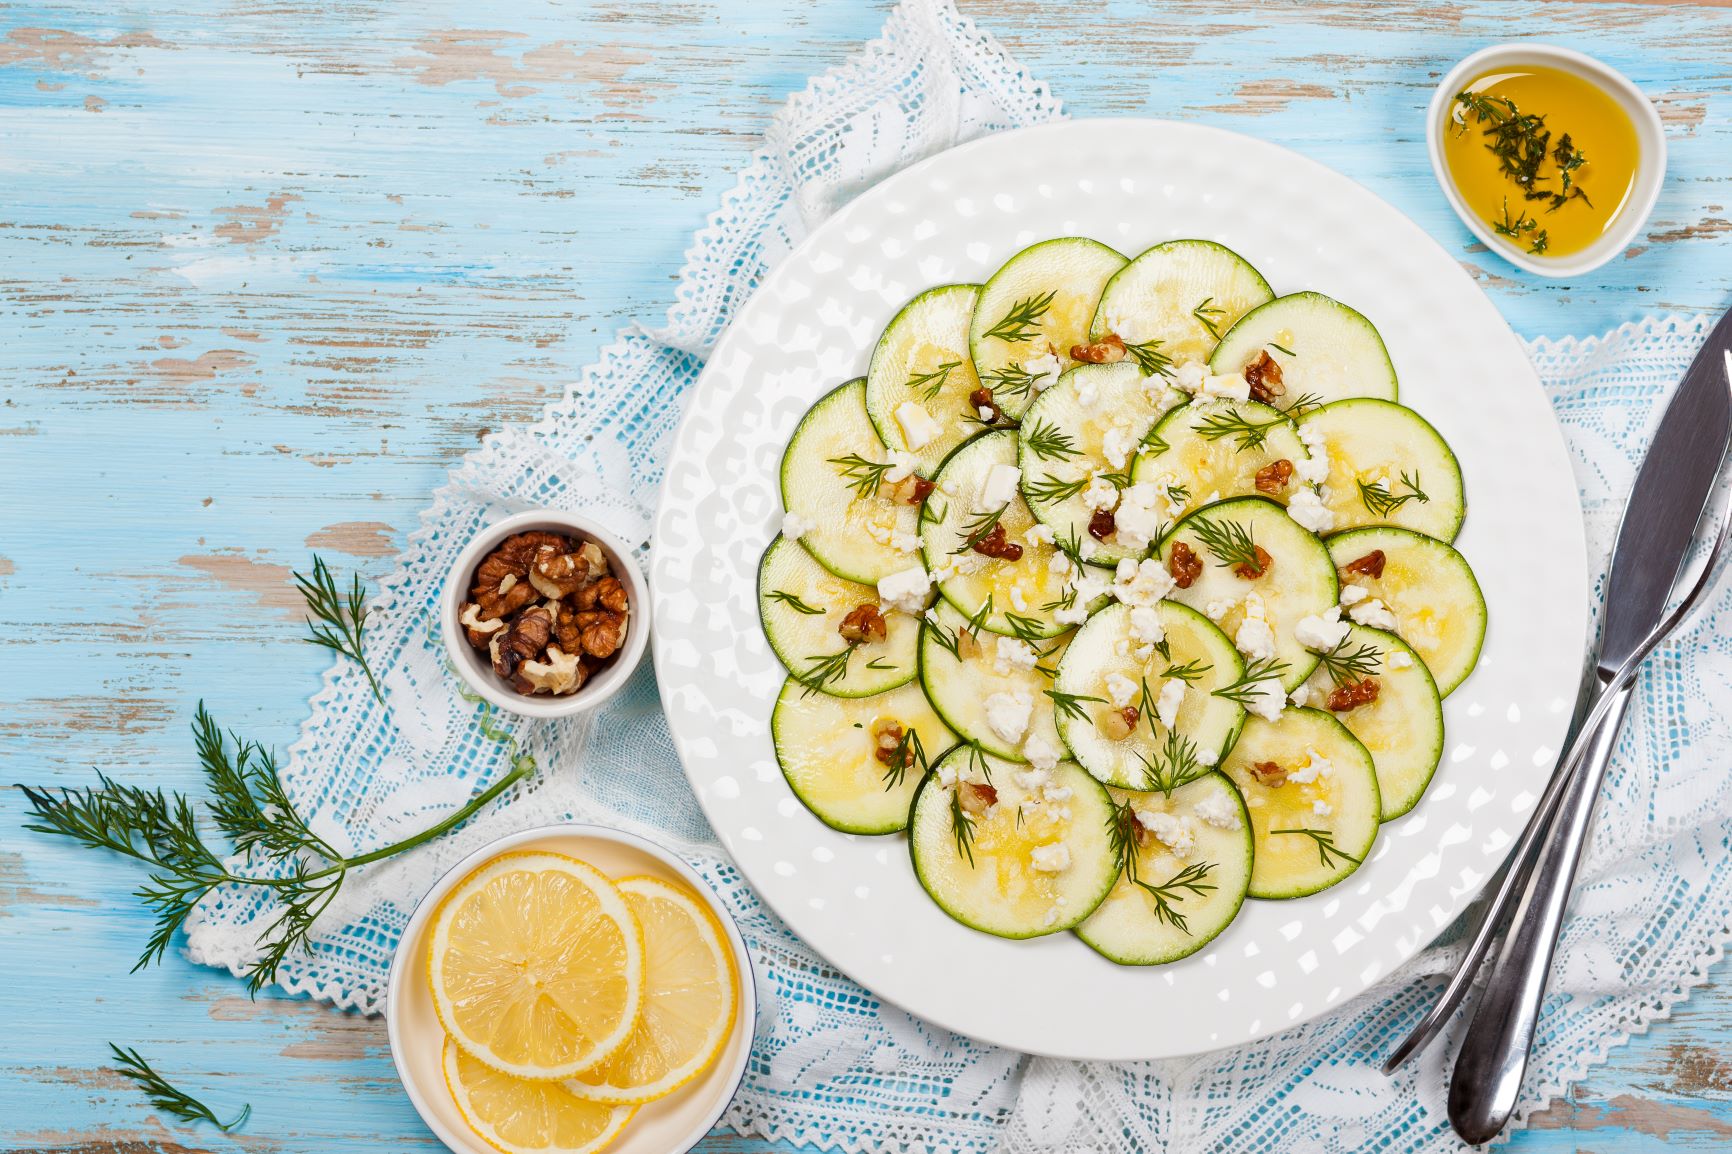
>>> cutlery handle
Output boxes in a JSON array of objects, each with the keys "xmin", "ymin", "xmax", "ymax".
[{"xmin": 1446, "ymin": 675, "xmax": 1636, "ymax": 1145}]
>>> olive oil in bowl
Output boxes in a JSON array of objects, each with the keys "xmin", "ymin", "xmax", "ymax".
[{"xmin": 1442, "ymin": 65, "xmax": 1639, "ymax": 260}]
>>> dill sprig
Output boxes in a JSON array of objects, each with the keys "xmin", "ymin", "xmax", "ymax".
[
  {"xmin": 881, "ymin": 726, "xmax": 930, "ymax": 790},
  {"xmin": 1023, "ymin": 418, "xmax": 1081, "ymax": 462},
  {"xmin": 980, "ymin": 364, "xmax": 1040, "ymax": 400},
  {"xmin": 1105, "ymin": 798, "xmax": 1219, "ymax": 935},
  {"xmin": 1164, "ymin": 480, "xmax": 1191, "ymax": 505},
  {"xmin": 828, "ymin": 452, "xmax": 894, "ymax": 500},
  {"xmin": 766, "ymin": 589, "xmax": 825, "ymax": 615},
  {"xmin": 1272, "ymin": 827, "xmax": 1363, "ymax": 869},
  {"xmin": 295, "ymin": 556, "xmax": 383, "ymax": 705},
  {"xmin": 1286, "ymin": 391, "xmax": 1324, "ymax": 415},
  {"xmin": 1045, "ymin": 687, "xmax": 1105, "ymax": 723},
  {"xmin": 950, "ymin": 787, "xmax": 978, "ymax": 867},
  {"xmin": 1132, "ymin": 727, "xmax": 1206, "ymax": 795},
  {"xmin": 952, "ymin": 503, "xmax": 1009, "ymax": 555},
  {"xmin": 983, "ymin": 290, "xmax": 1057, "ymax": 343},
  {"xmin": 1492, "ymin": 197, "xmax": 1549, "ymax": 256},
  {"xmin": 908, "ymin": 359, "xmax": 962, "ymax": 401},
  {"xmin": 1004, "ymin": 611, "xmax": 1047, "ymax": 642},
  {"xmin": 1211, "ymin": 657, "xmax": 1291, "ymax": 707},
  {"xmin": 109, "ymin": 1044, "xmax": 250, "ymax": 1133},
  {"xmin": 1313, "ymin": 637, "xmax": 1383, "ymax": 685},
  {"xmin": 1358, "ymin": 469, "xmax": 1429, "ymax": 519},
  {"xmin": 1025, "ymin": 473, "xmax": 1089, "ymax": 506},
  {"xmin": 19, "ymin": 703, "xmax": 536, "ymax": 993},
  {"xmin": 1192, "ymin": 406, "xmax": 1289, "ymax": 452},
  {"xmin": 1162, "ymin": 658, "xmax": 1212, "ymax": 683},
  {"xmin": 1192, "ymin": 297, "xmax": 1228, "ymax": 340},
  {"xmin": 1186, "ymin": 515, "xmax": 1261, "ymax": 571},
  {"xmin": 797, "ymin": 643, "xmax": 860, "ymax": 695},
  {"xmin": 1270, "ymin": 342, "xmax": 1297, "ymax": 357},
  {"xmin": 1124, "ymin": 338, "xmax": 1175, "ymax": 378}
]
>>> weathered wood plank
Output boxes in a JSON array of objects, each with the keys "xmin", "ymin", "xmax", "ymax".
[{"xmin": 4, "ymin": 0, "xmax": 1732, "ymax": 1150}]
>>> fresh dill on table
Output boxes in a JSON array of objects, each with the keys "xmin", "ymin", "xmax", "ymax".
[
  {"xmin": 294, "ymin": 556, "xmax": 383, "ymax": 704},
  {"xmin": 109, "ymin": 1043, "xmax": 251, "ymax": 1132}
]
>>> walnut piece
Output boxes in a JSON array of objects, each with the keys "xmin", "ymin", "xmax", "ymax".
[
  {"xmin": 958, "ymin": 781, "xmax": 998, "ymax": 816},
  {"xmin": 1343, "ymin": 549, "xmax": 1386, "ymax": 579},
  {"xmin": 459, "ymin": 602, "xmax": 505, "ymax": 648},
  {"xmin": 1168, "ymin": 541, "xmax": 1203, "ymax": 589},
  {"xmin": 871, "ymin": 719, "xmax": 907, "ymax": 767},
  {"xmin": 968, "ymin": 386, "xmax": 1003, "ymax": 424},
  {"xmin": 1244, "ymin": 350, "xmax": 1285, "ymax": 405},
  {"xmin": 1254, "ymin": 458, "xmax": 1293, "ymax": 495},
  {"xmin": 492, "ymin": 606, "xmax": 554, "ymax": 681},
  {"xmin": 970, "ymin": 522, "xmax": 1023, "ymax": 561},
  {"xmin": 1326, "ymin": 677, "xmax": 1380, "ymax": 712},
  {"xmin": 518, "ymin": 645, "xmax": 586, "ymax": 696},
  {"xmin": 1088, "ymin": 508, "xmax": 1116, "ymax": 541},
  {"xmin": 1070, "ymin": 333, "xmax": 1127, "ymax": 364},
  {"xmin": 1233, "ymin": 544, "xmax": 1273, "ymax": 580},
  {"xmin": 1248, "ymin": 760, "xmax": 1287, "ymax": 788},
  {"xmin": 1099, "ymin": 705, "xmax": 1140, "ymax": 741},
  {"xmin": 839, "ymin": 603, "xmax": 888, "ymax": 644}
]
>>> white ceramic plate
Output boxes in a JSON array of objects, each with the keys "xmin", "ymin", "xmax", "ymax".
[{"xmin": 651, "ymin": 119, "xmax": 1588, "ymax": 1060}]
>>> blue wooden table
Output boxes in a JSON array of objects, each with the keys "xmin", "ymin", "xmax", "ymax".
[{"xmin": 6, "ymin": 1, "xmax": 1732, "ymax": 1150}]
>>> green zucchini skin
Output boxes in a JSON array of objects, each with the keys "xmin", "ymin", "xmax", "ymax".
[{"xmin": 1208, "ymin": 291, "xmax": 1398, "ymax": 410}]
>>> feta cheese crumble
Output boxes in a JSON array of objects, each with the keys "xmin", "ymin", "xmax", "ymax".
[
  {"xmin": 980, "ymin": 463, "xmax": 1021, "ymax": 509},
  {"xmin": 1112, "ymin": 482, "xmax": 1167, "ymax": 550},
  {"xmin": 1129, "ymin": 604, "xmax": 1165, "ymax": 647},
  {"xmin": 1243, "ymin": 678, "xmax": 1286, "ymax": 722},
  {"xmin": 876, "ymin": 565, "xmax": 931, "ymax": 614},
  {"xmin": 1287, "ymin": 749, "xmax": 1333, "ymax": 784},
  {"xmin": 1104, "ymin": 672, "xmax": 1139, "ymax": 708},
  {"xmin": 1174, "ymin": 360, "xmax": 1207, "ymax": 394},
  {"xmin": 1193, "ymin": 790, "xmax": 1242, "ymax": 830},
  {"xmin": 1201, "ymin": 372, "xmax": 1251, "ymax": 401},
  {"xmin": 781, "ymin": 511, "xmax": 814, "ymax": 539},
  {"xmin": 1023, "ymin": 732, "xmax": 1062, "ymax": 772},
  {"xmin": 1082, "ymin": 476, "xmax": 1119, "ymax": 511},
  {"xmin": 1339, "ymin": 582, "xmax": 1369, "ymax": 607},
  {"xmin": 1294, "ymin": 606, "xmax": 1350, "ymax": 652},
  {"xmin": 1102, "ymin": 425, "xmax": 1137, "ymax": 471},
  {"xmin": 1348, "ymin": 598, "xmax": 1399, "ymax": 630},
  {"xmin": 1286, "ymin": 486, "xmax": 1336, "ymax": 533},
  {"xmin": 984, "ymin": 690, "xmax": 1034, "ymax": 744},
  {"xmin": 1155, "ymin": 677, "xmax": 1185, "ymax": 730},
  {"xmin": 1030, "ymin": 843, "xmax": 1072, "ymax": 873},
  {"xmin": 1112, "ymin": 557, "xmax": 1176, "ymax": 606},
  {"xmin": 1204, "ymin": 597, "xmax": 1238, "ymax": 622},
  {"xmin": 894, "ymin": 400, "xmax": 943, "ymax": 450},
  {"xmin": 994, "ymin": 636, "xmax": 1039, "ymax": 675},
  {"xmin": 1135, "ymin": 809, "xmax": 1197, "ymax": 858},
  {"xmin": 1023, "ymin": 351, "xmax": 1063, "ymax": 393},
  {"xmin": 1234, "ymin": 593, "xmax": 1277, "ymax": 661},
  {"xmin": 1388, "ymin": 649, "xmax": 1414, "ymax": 670}
]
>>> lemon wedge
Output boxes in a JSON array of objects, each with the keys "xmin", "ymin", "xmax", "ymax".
[
  {"xmin": 443, "ymin": 1035, "xmax": 636, "ymax": 1154},
  {"xmin": 429, "ymin": 851, "xmax": 644, "ymax": 1080},
  {"xmin": 563, "ymin": 875, "xmax": 739, "ymax": 1105}
]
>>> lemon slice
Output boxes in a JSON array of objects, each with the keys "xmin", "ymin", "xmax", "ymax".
[
  {"xmin": 563, "ymin": 876, "xmax": 739, "ymax": 1105},
  {"xmin": 429, "ymin": 851, "xmax": 645, "ymax": 1080},
  {"xmin": 443, "ymin": 1035, "xmax": 636, "ymax": 1154}
]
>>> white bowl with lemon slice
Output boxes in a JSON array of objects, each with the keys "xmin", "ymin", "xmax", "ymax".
[{"xmin": 387, "ymin": 825, "xmax": 755, "ymax": 1154}]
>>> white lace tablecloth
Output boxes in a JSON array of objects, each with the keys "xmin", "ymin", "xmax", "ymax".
[{"xmin": 180, "ymin": 3, "xmax": 1732, "ymax": 1151}]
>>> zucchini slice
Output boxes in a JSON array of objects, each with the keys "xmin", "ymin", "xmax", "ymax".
[
  {"xmin": 1016, "ymin": 362, "xmax": 1185, "ymax": 566},
  {"xmin": 1090, "ymin": 240, "xmax": 1274, "ymax": 367},
  {"xmin": 921, "ymin": 429, "xmax": 1106, "ymax": 639},
  {"xmin": 758, "ymin": 535, "xmax": 920, "ymax": 698},
  {"xmin": 1221, "ymin": 709, "xmax": 1381, "ymax": 899},
  {"xmin": 909, "ymin": 749, "xmax": 1119, "ymax": 939},
  {"xmin": 1296, "ymin": 399, "xmax": 1465, "ymax": 541},
  {"xmin": 969, "ymin": 237, "xmax": 1127, "ymax": 419},
  {"xmin": 1075, "ymin": 774, "xmax": 1253, "ymax": 965},
  {"xmin": 780, "ymin": 378, "xmax": 922, "ymax": 585},
  {"xmin": 1298, "ymin": 623, "xmax": 1443, "ymax": 820},
  {"xmin": 1158, "ymin": 497, "xmax": 1339, "ymax": 691},
  {"xmin": 1131, "ymin": 399, "xmax": 1309, "ymax": 523},
  {"xmin": 1207, "ymin": 292, "xmax": 1398, "ymax": 411},
  {"xmin": 1052, "ymin": 601, "xmax": 1245, "ymax": 789},
  {"xmin": 1326, "ymin": 526, "xmax": 1486, "ymax": 697},
  {"xmin": 917, "ymin": 600, "xmax": 1071, "ymax": 762},
  {"xmin": 771, "ymin": 678, "xmax": 956, "ymax": 834},
  {"xmin": 865, "ymin": 284, "xmax": 986, "ymax": 477}
]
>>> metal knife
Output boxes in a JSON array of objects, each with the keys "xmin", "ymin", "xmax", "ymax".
[{"xmin": 1445, "ymin": 321, "xmax": 1732, "ymax": 1143}]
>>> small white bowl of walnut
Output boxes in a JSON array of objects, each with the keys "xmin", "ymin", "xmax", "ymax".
[{"xmin": 442, "ymin": 510, "xmax": 649, "ymax": 718}]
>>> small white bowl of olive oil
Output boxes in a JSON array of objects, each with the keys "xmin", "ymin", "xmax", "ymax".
[{"xmin": 1427, "ymin": 43, "xmax": 1665, "ymax": 278}]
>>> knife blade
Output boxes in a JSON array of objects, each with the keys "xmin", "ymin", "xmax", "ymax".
[{"xmin": 1599, "ymin": 310, "xmax": 1732, "ymax": 671}]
